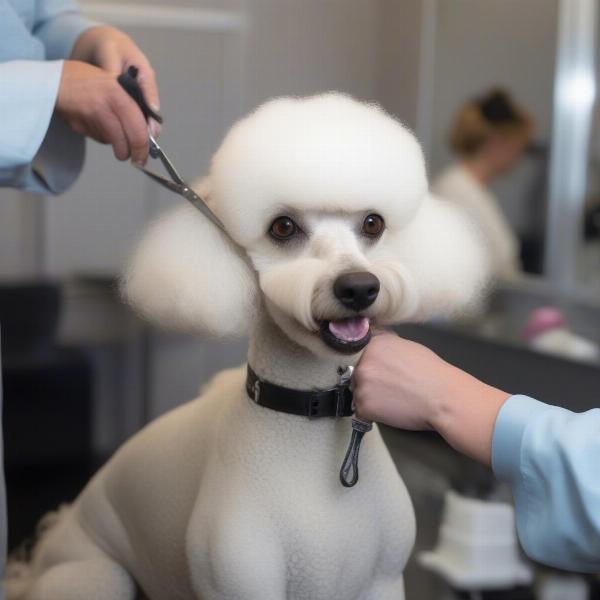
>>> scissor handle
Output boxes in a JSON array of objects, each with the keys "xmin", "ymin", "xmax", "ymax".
[{"xmin": 118, "ymin": 66, "xmax": 163, "ymax": 124}]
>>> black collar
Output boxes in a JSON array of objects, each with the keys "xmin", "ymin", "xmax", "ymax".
[{"xmin": 245, "ymin": 365, "xmax": 354, "ymax": 419}]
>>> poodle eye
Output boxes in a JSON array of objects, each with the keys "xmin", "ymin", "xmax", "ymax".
[
  {"xmin": 362, "ymin": 214, "xmax": 385, "ymax": 238},
  {"xmin": 269, "ymin": 216, "xmax": 299, "ymax": 241}
]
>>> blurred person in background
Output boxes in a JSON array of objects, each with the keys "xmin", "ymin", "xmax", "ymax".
[
  {"xmin": 1, "ymin": 0, "xmax": 160, "ymax": 595},
  {"xmin": 433, "ymin": 89, "xmax": 534, "ymax": 280}
]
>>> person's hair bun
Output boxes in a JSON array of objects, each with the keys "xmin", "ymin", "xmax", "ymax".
[
  {"xmin": 477, "ymin": 89, "xmax": 518, "ymax": 125},
  {"xmin": 449, "ymin": 87, "xmax": 533, "ymax": 156}
]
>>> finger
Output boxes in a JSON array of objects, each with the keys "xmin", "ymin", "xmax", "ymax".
[
  {"xmin": 75, "ymin": 114, "xmax": 110, "ymax": 146},
  {"xmin": 111, "ymin": 88, "xmax": 150, "ymax": 164},
  {"xmin": 149, "ymin": 118, "xmax": 162, "ymax": 139},
  {"xmin": 133, "ymin": 60, "xmax": 161, "ymax": 137},
  {"xmin": 88, "ymin": 120, "xmax": 108, "ymax": 145},
  {"xmin": 95, "ymin": 108, "xmax": 130, "ymax": 160}
]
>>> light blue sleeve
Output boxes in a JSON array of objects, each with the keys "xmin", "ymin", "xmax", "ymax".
[
  {"xmin": 492, "ymin": 394, "xmax": 600, "ymax": 572},
  {"xmin": 34, "ymin": 0, "xmax": 98, "ymax": 60},
  {"xmin": 0, "ymin": 1, "xmax": 97, "ymax": 192},
  {"xmin": 0, "ymin": 60, "xmax": 84, "ymax": 194}
]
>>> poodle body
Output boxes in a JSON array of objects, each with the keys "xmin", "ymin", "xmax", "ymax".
[
  {"xmin": 8, "ymin": 94, "xmax": 488, "ymax": 600},
  {"xmin": 23, "ymin": 361, "xmax": 412, "ymax": 600}
]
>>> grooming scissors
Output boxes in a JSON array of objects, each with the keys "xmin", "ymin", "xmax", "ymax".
[{"xmin": 117, "ymin": 66, "xmax": 226, "ymax": 233}]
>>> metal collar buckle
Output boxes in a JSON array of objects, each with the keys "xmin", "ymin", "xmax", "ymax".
[{"xmin": 252, "ymin": 380, "xmax": 261, "ymax": 403}]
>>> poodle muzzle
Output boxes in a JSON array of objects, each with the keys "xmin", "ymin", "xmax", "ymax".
[{"xmin": 318, "ymin": 271, "xmax": 380, "ymax": 354}]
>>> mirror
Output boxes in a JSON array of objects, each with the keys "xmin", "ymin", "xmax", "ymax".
[{"xmin": 419, "ymin": 0, "xmax": 559, "ymax": 279}]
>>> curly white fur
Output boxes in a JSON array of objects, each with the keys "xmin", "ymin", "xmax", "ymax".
[
  {"xmin": 125, "ymin": 94, "xmax": 488, "ymax": 340},
  {"xmin": 7, "ymin": 93, "xmax": 490, "ymax": 600}
]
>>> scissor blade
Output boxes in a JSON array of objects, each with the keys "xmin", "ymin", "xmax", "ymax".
[
  {"xmin": 135, "ymin": 164, "xmax": 183, "ymax": 194},
  {"xmin": 179, "ymin": 187, "xmax": 226, "ymax": 231},
  {"xmin": 134, "ymin": 164, "xmax": 226, "ymax": 232},
  {"xmin": 148, "ymin": 135, "xmax": 184, "ymax": 185}
]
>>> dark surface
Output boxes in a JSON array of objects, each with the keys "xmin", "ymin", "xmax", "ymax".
[
  {"xmin": 395, "ymin": 322, "xmax": 599, "ymax": 412},
  {"xmin": 0, "ymin": 281, "xmax": 96, "ymax": 551},
  {"xmin": 3, "ymin": 347, "xmax": 95, "ymax": 550},
  {"xmin": 0, "ymin": 282, "xmax": 61, "ymax": 357},
  {"xmin": 590, "ymin": 576, "xmax": 600, "ymax": 599},
  {"xmin": 584, "ymin": 204, "xmax": 600, "ymax": 240},
  {"xmin": 6, "ymin": 461, "xmax": 94, "ymax": 552},
  {"xmin": 3, "ymin": 350, "xmax": 93, "ymax": 548},
  {"xmin": 3, "ymin": 350, "xmax": 93, "ymax": 469}
]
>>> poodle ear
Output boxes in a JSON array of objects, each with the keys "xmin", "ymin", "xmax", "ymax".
[
  {"xmin": 393, "ymin": 193, "xmax": 491, "ymax": 319},
  {"xmin": 122, "ymin": 199, "xmax": 258, "ymax": 338}
]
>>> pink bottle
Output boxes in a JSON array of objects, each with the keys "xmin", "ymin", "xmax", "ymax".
[{"xmin": 523, "ymin": 306, "xmax": 599, "ymax": 362}]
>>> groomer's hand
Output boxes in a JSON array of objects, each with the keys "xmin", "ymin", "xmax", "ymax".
[
  {"xmin": 353, "ymin": 332, "xmax": 451, "ymax": 429},
  {"xmin": 56, "ymin": 26, "xmax": 160, "ymax": 163},
  {"xmin": 353, "ymin": 332, "xmax": 510, "ymax": 466}
]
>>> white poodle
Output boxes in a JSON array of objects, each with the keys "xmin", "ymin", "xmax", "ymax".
[{"xmin": 7, "ymin": 94, "xmax": 488, "ymax": 600}]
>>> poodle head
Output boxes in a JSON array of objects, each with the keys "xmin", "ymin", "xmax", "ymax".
[{"xmin": 124, "ymin": 94, "xmax": 489, "ymax": 359}]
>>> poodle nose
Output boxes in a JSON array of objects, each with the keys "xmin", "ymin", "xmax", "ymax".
[{"xmin": 333, "ymin": 271, "xmax": 380, "ymax": 311}]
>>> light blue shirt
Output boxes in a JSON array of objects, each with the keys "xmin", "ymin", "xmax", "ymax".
[
  {"xmin": 493, "ymin": 395, "xmax": 600, "ymax": 572},
  {"xmin": 0, "ymin": 0, "xmax": 96, "ymax": 194},
  {"xmin": 0, "ymin": 3, "xmax": 95, "ymax": 596}
]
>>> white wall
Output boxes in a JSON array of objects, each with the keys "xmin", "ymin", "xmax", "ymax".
[
  {"xmin": 0, "ymin": 190, "xmax": 40, "ymax": 279},
  {"xmin": 242, "ymin": 0, "xmax": 381, "ymax": 107},
  {"xmin": 377, "ymin": 0, "xmax": 423, "ymax": 129}
]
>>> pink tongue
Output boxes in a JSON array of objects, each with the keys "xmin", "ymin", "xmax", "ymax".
[{"xmin": 329, "ymin": 317, "xmax": 370, "ymax": 342}]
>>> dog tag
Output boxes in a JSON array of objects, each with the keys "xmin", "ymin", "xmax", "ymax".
[{"xmin": 339, "ymin": 418, "xmax": 372, "ymax": 487}]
